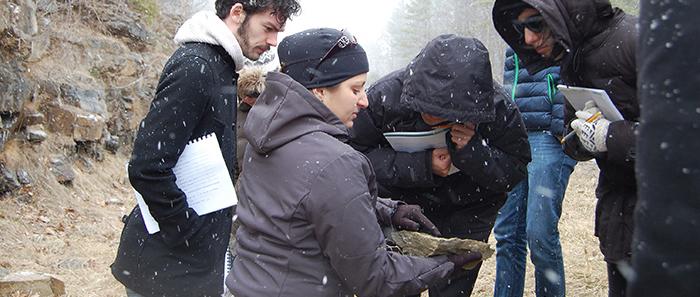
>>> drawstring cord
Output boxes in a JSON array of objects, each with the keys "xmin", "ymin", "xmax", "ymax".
[
  {"xmin": 511, "ymin": 52, "xmax": 520, "ymax": 101},
  {"xmin": 512, "ymin": 52, "xmax": 556, "ymax": 105},
  {"xmin": 546, "ymin": 73, "xmax": 556, "ymax": 104}
]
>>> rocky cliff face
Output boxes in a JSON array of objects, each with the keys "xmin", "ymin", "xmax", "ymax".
[
  {"xmin": 0, "ymin": 1, "xmax": 197, "ymax": 294},
  {"xmin": 0, "ymin": 0, "xmax": 183, "ymax": 195}
]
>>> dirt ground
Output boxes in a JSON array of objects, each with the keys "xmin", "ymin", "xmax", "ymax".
[
  {"xmin": 471, "ymin": 160, "xmax": 607, "ymax": 296},
  {"xmin": 0, "ymin": 141, "xmax": 606, "ymax": 297}
]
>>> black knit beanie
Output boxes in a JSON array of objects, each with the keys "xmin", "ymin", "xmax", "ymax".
[{"xmin": 278, "ymin": 28, "xmax": 369, "ymax": 89}]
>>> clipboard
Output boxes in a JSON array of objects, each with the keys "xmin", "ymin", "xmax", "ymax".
[{"xmin": 557, "ymin": 85, "xmax": 624, "ymax": 121}]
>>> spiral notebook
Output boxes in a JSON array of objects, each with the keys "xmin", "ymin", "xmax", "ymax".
[
  {"xmin": 383, "ymin": 128, "xmax": 460, "ymax": 175},
  {"xmin": 131, "ymin": 133, "xmax": 237, "ymax": 234}
]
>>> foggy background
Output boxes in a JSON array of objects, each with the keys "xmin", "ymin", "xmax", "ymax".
[{"xmin": 179, "ymin": 0, "xmax": 640, "ymax": 84}]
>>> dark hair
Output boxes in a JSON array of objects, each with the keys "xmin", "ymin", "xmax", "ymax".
[{"xmin": 215, "ymin": 0, "xmax": 301, "ymax": 25}]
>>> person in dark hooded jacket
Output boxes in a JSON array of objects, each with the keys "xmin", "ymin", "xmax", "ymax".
[
  {"xmin": 227, "ymin": 28, "xmax": 481, "ymax": 297},
  {"xmin": 110, "ymin": 1, "xmax": 300, "ymax": 296},
  {"xmin": 349, "ymin": 35, "xmax": 530, "ymax": 297},
  {"xmin": 492, "ymin": 1, "xmax": 638, "ymax": 296},
  {"xmin": 630, "ymin": 1, "xmax": 700, "ymax": 296}
]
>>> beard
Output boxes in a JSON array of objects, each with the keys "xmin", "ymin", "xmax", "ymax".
[{"xmin": 237, "ymin": 17, "xmax": 262, "ymax": 60}]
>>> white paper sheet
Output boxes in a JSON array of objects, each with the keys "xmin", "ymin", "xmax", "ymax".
[
  {"xmin": 130, "ymin": 133, "xmax": 237, "ymax": 234},
  {"xmin": 557, "ymin": 84, "xmax": 625, "ymax": 121}
]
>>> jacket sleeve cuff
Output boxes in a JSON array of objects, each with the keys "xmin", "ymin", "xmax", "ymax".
[
  {"xmin": 157, "ymin": 208, "xmax": 204, "ymax": 248},
  {"xmin": 563, "ymin": 133, "xmax": 595, "ymax": 161},
  {"xmin": 606, "ymin": 120, "xmax": 637, "ymax": 166},
  {"xmin": 376, "ymin": 198, "xmax": 403, "ymax": 226},
  {"xmin": 450, "ymin": 134, "xmax": 485, "ymax": 167},
  {"xmin": 395, "ymin": 150, "xmax": 435, "ymax": 185}
]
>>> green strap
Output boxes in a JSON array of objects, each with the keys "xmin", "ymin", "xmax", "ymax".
[
  {"xmin": 512, "ymin": 53, "xmax": 556, "ymax": 104},
  {"xmin": 545, "ymin": 73, "xmax": 556, "ymax": 104},
  {"xmin": 511, "ymin": 53, "xmax": 519, "ymax": 101}
]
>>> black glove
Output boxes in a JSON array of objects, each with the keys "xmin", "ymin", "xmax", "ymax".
[
  {"xmin": 447, "ymin": 251, "xmax": 483, "ymax": 273},
  {"xmin": 391, "ymin": 204, "xmax": 442, "ymax": 236}
]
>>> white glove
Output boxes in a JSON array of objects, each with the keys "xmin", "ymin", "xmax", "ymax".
[{"xmin": 570, "ymin": 100, "xmax": 610, "ymax": 153}]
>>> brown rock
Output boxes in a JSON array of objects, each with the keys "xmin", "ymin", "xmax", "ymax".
[
  {"xmin": 73, "ymin": 113, "xmax": 104, "ymax": 142},
  {"xmin": 44, "ymin": 103, "xmax": 78, "ymax": 136},
  {"xmin": 391, "ymin": 230, "xmax": 494, "ymax": 261},
  {"xmin": 0, "ymin": 271, "xmax": 65, "ymax": 296},
  {"xmin": 22, "ymin": 108, "xmax": 45, "ymax": 126},
  {"xmin": 44, "ymin": 103, "xmax": 105, "ymax": 141},
  {"xmin": 26, "ymin": 124, "xmax": 48, "ymax": 142}
]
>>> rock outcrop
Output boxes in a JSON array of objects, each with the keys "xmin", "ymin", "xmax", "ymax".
[
  {"xmin": 0, "ymin": 271, "xmax": 65, "ymax": 297},
  {"xmin": 0, "ymin": 0, "xmax": 181, "ymax": 192}
]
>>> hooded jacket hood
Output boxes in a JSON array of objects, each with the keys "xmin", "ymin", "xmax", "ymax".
[
  {"xmin": 174, "ymin": 10, "xmax": 246, "ymax": 71},
  {"xmin": 243, "ymin": 71, "xmax": 348, "ymax": 154},
  {"xmin": 400, "ymin": 35, "xmax": 496, "ymax": 124},
  {"xmin": 492, "ymin": 0, "xmax": 616, "ymax": 74}
]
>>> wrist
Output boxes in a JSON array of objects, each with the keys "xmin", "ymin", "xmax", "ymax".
[{"xmin": 390, "ymin": 201, "xmax": 406, "ymax": 220}]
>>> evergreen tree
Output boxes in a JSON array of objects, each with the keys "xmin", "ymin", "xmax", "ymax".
[{"xmin": 381, "ymin": 0, "xmax": 506, "ymax": 82}]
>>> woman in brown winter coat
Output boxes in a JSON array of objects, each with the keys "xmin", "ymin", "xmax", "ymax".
[{"xmin": 226, "ymin": 28, "xmax": 481, "ymax": 297}]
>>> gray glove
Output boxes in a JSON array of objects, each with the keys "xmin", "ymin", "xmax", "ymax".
[
  {"xmin": 447, "ymin": 251, "xmax": 483, "ymax": 274},
  {"xmin": 391, "ymin": 204, "xmax": 442, "ymax": 236}
]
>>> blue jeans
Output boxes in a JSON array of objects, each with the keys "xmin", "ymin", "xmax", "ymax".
[{"xmin": 493, "ymin": 131, "xmax": 577, "ymax": 297}]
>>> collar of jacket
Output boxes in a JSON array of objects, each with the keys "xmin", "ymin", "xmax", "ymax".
[
  {"xmin": 173, "ymin": 10, "xmax": 246, "ymax": 72},
  {"xmin": 243, "ymin": 72, "xmax": 348, "ymax": 154}
]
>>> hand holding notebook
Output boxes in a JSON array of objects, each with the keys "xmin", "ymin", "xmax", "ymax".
[
  {"xmin": 131, "ymin": 133, "xmax": 237, "ymax": 234},
  {"xmin": 383, "ymin": 128, "xmax": 460, "ymax": 175}
]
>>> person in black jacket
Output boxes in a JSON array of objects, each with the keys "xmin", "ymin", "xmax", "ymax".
[
  {"xmin": 631, "ymin": 1, "xmax": 700, "ymax": 296},
  {"xmin": 349, "ymin": 35, "xmax": 530, "ymax": 297},
  {"xmin": 492, "ymin": 1, "xmax": 638, "ymax": 296},
  {"xmin": 110, "ymin": 1, "xmax": 300, "ymax": 297}
]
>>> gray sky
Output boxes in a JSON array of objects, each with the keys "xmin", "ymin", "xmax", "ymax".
[
  {"xmin": 281, "ymin": 0, "xmax": 400, "ymax": 42},
  {"xmin": 194, "ymin": 0, "xmax": 399, "ymax": 42}
]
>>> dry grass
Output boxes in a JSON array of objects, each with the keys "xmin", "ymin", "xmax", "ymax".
[
  {"xmin": 0, "ymin": 137, "xmax": 131, "ymax": 297},
  {"xmin": 470, "ymin": 160, "xmax": 607, "ymax": 296},
  {"xmin": 1, "ymin": 1, "xmax": 174, "ymax": 296}
]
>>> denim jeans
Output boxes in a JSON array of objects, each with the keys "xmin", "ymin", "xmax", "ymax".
[{"xmin": 494, "ymin": 131, "xmax": 577, "ymax": 297}]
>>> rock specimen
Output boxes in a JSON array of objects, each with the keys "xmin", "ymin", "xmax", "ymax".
[{"xmin": 391, "ymin": 230, "xmax": 494, "ymax": 269}]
